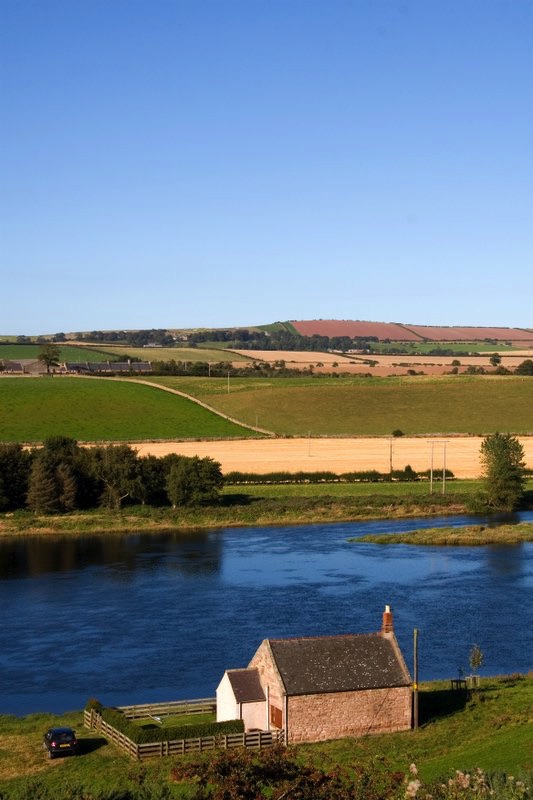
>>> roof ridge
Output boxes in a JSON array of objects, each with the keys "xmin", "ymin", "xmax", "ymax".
[{"xmin": 267, "ymin": 631, "xmax": 381, "ymax": 643}]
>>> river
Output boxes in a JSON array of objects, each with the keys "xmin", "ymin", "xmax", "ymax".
[{"xmin": 1, "ymin": 512, "xmax": 532, "ymax": 715}]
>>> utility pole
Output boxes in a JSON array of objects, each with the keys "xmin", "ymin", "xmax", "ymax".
[
  {"xmin": 442, "ymin": 441, "xmax": 448, "ymax": 494},
  {"xmin": 413, "ymin": 628, "xmax": 419, "ymax": 730}
]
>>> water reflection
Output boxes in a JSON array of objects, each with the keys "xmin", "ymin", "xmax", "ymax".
[{"xmin": 0, "ymin": 530, "xmax": 223, "ymax": 580}]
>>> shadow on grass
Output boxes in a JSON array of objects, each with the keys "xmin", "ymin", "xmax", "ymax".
[
  {"xmin": 419, "ymin": 689, "xmax": 469, "ymax": 726},
  {"xmin": 78, "ymin": 736, "xmax": 107, "ymax": 755},
  {"xmin": 219, "ymin": 493, "xmax": 257, "ymax": 507}
]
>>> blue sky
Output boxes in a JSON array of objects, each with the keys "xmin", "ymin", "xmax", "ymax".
[{"xmin": 1, "ymin": 0, "xmax": 532, "ymax": 334}]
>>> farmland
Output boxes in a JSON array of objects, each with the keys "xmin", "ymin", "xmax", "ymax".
[
  {"xmin": 0, "ymin": 377, "xmax": 256, "ymax": 442},
  {"xmin": 83, "ymin": 344, "xmax": 252, "ymax": 363},
  {"xmin": 0, "ymin": 343, "xmax": 121, "ymax": 362},
  {"xmin": 150, "ymin": 374, "xmax": 533, "ymax": 436},
  {"xmin": 2, "ymin": 373, "xmax": 533, "ymax": 448},
  {"xmin": 0, "ymin": 342, "xmax": 251, "ymax": 364}
]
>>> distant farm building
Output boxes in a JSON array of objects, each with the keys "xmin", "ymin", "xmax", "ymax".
[
  {"xmin": 0, "ymin": 360, "xmax": 25, "ymax": 373},
  {"xmin": 64, "ymin": 361, "xmax": 153, "ymax": 374},
  {"xmin": 217, "ymin": 606, "xmax": 412, "ymax": 744}
]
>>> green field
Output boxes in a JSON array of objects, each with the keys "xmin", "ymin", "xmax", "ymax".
[
  {"xmin": 0, "ymin": 378, "xmax": 257, "ymax": 442},
  {"xmin": 92, "ymin": 345, "xmax": 251, "ymax": 362},
  {"xmin": 151, "ymin": 375, "xmax": 533, "ymax": 435},
  {"xmin": 367, "ymin": 341, "xmax": 522, "ymax": 354},
  {"xmin": 0, "ymin": 344, "xmax": 121, "ymax": 362},
  {"xmin": 3, "ymin": 374, "xmax": 533, "ymax": 442}
]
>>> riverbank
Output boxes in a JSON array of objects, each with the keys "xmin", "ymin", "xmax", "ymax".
[
  {"xmin": 354, "ymin": 522, "xmax": 533, "ymax": 546},
  {"xmin": 0, "ymin": 490, "xmax": 471, "ymax": 536}
]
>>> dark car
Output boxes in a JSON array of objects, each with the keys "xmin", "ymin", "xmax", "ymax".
[{"xmin": 42, "ymin": 726, "xmax": 79, "ymax": 758}]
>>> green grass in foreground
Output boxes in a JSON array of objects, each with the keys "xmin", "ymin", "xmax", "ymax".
[
  {"xmin": 0, "ymin": 377, "xmax": 257, "ymax": 442},
  {"xmin": 0, "ymin": 676, "xmax": 530, "ymax": 796},
  {"xmin": 354, "ymin": 522, "xmax": 533, "ymax": 546},
  {"xmin": 150, "ymin": 374, "xmax": 533, "ymax": 435},
  {"xmin": 301, "ymin": 674, "xmax": 533, "ymax": 783}
]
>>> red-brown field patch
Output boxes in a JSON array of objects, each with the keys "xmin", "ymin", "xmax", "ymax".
[
  {"xmin": 290, "ymin": 319, "xmax": 421, "ymax": 340},
  {"xmin": 401, "ymin": 325, "xmax": 533, "ymax": 342}
]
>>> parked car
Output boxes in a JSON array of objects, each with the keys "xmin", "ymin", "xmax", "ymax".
[{"xmin": 42, "ymin": 726, "xmax": 79, "ymax": 758}]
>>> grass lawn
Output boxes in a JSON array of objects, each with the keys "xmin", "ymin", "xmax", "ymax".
[
  {"xmin": 150, "ymin": 374, "xmax": 533, "ymax": 436},
  {"xmin": 132, "ymin": 712, "xmax": 215, "ymax": 728},
  {"xmin": 0, "ymin": 676, "xmax": 530, "ymax": 797},
  {"xmin": 0, "ymin": 377, "xmax": 258, "ymax": 442}
]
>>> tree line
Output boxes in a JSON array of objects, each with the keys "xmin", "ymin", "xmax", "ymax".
[{"xmin": 0, "ymin": 438, "xmax": 223, "ymax": 514}]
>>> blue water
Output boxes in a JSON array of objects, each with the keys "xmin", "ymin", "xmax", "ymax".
[{"xmin": 1, "ymin": 512, "xmax": 532, "ymax": 714}]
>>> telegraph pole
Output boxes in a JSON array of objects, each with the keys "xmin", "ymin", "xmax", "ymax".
[{"xmin": 413, "ymin": 628, "xmax": 419, "ymax": 730}]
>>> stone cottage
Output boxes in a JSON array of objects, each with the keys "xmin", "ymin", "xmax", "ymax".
[{"xmin": 216, "ymin": 606, "xmax": 412, "ymax": 743}]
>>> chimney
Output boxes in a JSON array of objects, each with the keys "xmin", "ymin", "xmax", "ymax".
[{"xmin": 381, "ymin": 604, "xmax": 394, "ymax": 635}]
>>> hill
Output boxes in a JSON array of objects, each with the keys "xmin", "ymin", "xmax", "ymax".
[{"xmin": 289, "ymin": 319, "xmax": 533, "ymax": 343}]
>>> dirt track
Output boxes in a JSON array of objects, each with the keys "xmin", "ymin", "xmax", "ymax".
[{"xmin": 134, "ymin": 436, "xmax": 533, "ymax": 479}]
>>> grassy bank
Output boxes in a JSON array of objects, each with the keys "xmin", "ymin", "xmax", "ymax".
[
  {"xmin": 2, "ymin": 477, "xmax": 532, "ymax": 537},
  {"xmin": 0, "ymin": 492, "xmax": 472, "ymax": 536},
  {"xmin": 0, "ymin": 675, "xmax": 531, "ymax": 797},
  {"xmin": 354, "ymin": 522, "xmax": 533, "ymax": 546}
]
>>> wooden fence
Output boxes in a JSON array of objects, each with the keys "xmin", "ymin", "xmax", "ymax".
[
  {"xmin": 117, "ymin": 697, "xmax": 216, "ymax": 720},
  {"xmin": 84, "ymin": 708, "xmax": 284, "ymax": 761}
]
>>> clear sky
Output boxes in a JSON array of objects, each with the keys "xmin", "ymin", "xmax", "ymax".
[{"xmin": 1, "ymin": 0, "xmax": 532, "ymax": 335}]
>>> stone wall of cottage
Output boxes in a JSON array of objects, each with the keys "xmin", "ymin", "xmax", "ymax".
[
  {"xmin": 248, "ymin": 641, "xmax": 285, "ymax": 725},
  {"xmin": 287, "ymin": 686, "xmax": 412, "ymax": 743}
]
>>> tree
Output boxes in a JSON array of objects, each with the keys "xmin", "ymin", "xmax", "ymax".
[
  {"xmin": 27, "ymin": 457, "xmax": 60, "ymax": 513},
  {"xmin": 135, "ymin": 455, "xmax": 168, "ymax": 506},
  {"xmin": 515, "ymin": 359, "xmax": 533, "ymax": 375},
  {"xmin": 0, "ymin": 443, "xmax": 32, "ymax": 510},
  {"xmin": 469, "ymin": 643, "xmax": 484, "ymax": 675},
  {"xmin": 479, "ymin": 432, "xmax": 526, "ymax": 511},
  {"xmin": 165, "ymin": 456, "xmax": 223, "ymax": 508},
  {"xmin": 37, "ymin": 343, "xmax": 61, "ymax": 373},
  {"xmin": 489, "ymin": 354, "xmax": 501, "ymax": 367},
  {"xmin": 89, "ymin": 444, "xmax": 139, "ymax": 510}
]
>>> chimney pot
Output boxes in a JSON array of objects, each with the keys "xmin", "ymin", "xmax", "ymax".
[{"xmin": 382, "ymin": 604, "xmax": 394, "ymax": 634}]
